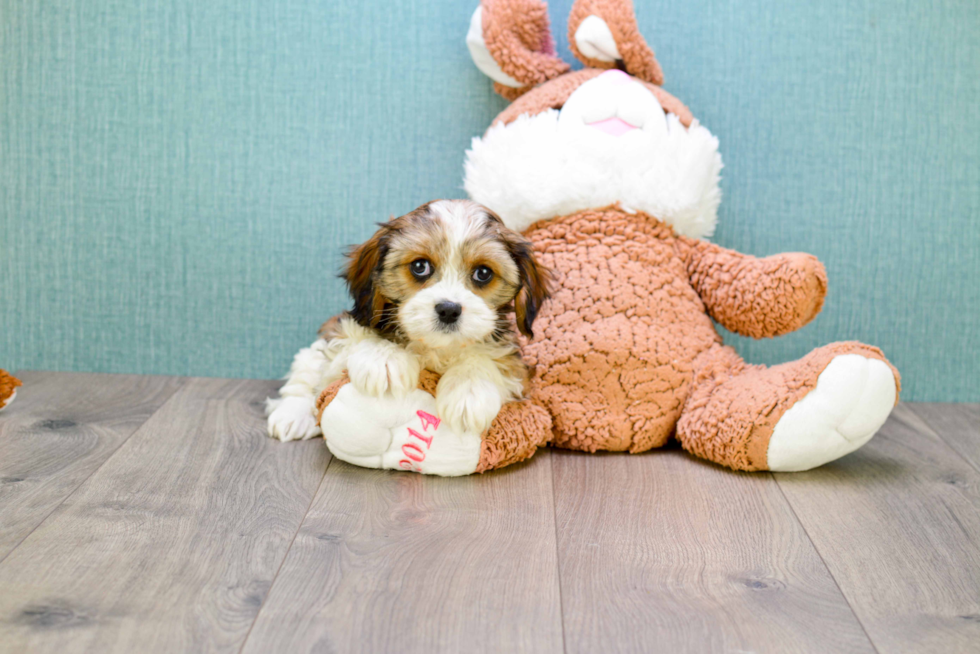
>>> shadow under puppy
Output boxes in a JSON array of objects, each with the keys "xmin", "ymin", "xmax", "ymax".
[{"xmin": 267, "ymin": 199, "xmax": 551, "ymax": 441}]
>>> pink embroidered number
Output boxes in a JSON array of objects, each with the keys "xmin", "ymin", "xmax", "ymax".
[
  {"xmin": 402, "ymin": 442, "xmax": 425, "ymax": 462},
  {"xmin": 417, "ymin": 410, "xmax": 441, "ymax": 431},
  {"xmin": 398, "ymin": 410, "xmax": 441, "ymax": 472},
  {"xmin": 407, "ymin": 428, "xmax": 432, "ymax": 448}
]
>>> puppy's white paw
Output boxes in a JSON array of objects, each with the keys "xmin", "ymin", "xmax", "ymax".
[
  {"xmin": 347, "ymin": 339, "xmax": 420, "ymax": 398},
  {"xmin": 266, "ymin": 396, "xmax": 322, "ymax": 442},
  {"xmin": 436, "ymin": 377, "xmax": 502, "ymax": 435}
]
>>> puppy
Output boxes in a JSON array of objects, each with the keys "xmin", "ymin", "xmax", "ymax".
[{"xmin": 266, "ymin": 199, "xmax": 551, "ymax": 441}]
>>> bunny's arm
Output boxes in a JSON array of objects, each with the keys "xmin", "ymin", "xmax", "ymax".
[{"xmin": 677, "ymin": 236, "xmax": 828, "ymax": 339}]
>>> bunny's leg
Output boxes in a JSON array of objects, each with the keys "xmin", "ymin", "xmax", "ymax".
[
  {"xmin": 677, "ymin": 342, "xmax": 899, "ymax": 471},
  {"xmin": 315, "ymin": 374, "xmax": 551, "ymax": 476}
]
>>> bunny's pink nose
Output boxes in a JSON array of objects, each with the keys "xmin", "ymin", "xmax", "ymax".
[
  {"xmin": 582, "ymin": 69, "xmax": 640, "ymax": 136},
  {"xmin": 587, "ymin": 116, "xmax": 638, "ymax": 136}
]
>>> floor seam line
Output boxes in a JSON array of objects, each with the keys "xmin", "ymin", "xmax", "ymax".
[
  {"xmin": 0, "ymin": 377, "xmax": 188, "ymax": 567},
  {"xmin": 238, "ymin": 453, "xmax": 335, "ymax": 653},
  {"xmin": 906, "ymin": 404, "xmax": 980, "ymax": 476},
  {"xmin": 771, "ymin": 472, "xmax": 881, "ymax": 654},
  {"xmin": 550, "ymin": 451, "xmax": 569, "ymax": 654}
]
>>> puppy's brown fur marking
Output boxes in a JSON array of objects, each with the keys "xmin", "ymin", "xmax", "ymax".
[
  {"xmin": 344, "ymin": 227, "xmax": 389, "ymax": 328},
  {"xmin": 498, "ymin": 225, "xmax": 552, "ymax": 338}
]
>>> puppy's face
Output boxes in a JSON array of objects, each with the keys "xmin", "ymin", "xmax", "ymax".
[{"xmin": 344, "ymin": 199, "xmax": 550, "ymax": 348}]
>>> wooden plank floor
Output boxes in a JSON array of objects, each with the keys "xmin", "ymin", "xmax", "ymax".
[{"xmin": 0, "ymin": 372, "xmax": 977, "ymax": 653}]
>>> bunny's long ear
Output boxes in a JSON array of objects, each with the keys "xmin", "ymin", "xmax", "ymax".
[
  {"xmin": 567, "ymin": 0, "xmax": 664, "ymax": 86},
  {"xmin": 466, "ymin": 0, "xmax": 570, "ymax": 100}
]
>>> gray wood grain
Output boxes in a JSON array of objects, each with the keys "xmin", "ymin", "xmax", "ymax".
[
  {"xmin": 774, "ymin": 404, "xmax": 980, "ymax": 653},
  {"xmin": 551, "ymin": 448, "xmax": 874, "ymax": 654},
  {"xmin": 908, "ymin": 403, "xmax": 980, "ymax": 473},
  {"xmin": 241, "ymin": 453, "xmax": 564, "ymax": 654},
  {"xmin": 3, "ymin": 373, "xmax": 976, "ymax": 654},
  {"xmin": 0, "ymin": 377, "xmax": 330, "ymax": 653},
  {"xmin": 0, "ymin": 371, "xmax": 185, "ymax": 561}
]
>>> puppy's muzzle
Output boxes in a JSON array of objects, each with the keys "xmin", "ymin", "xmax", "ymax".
[{"xmin": 435, "ymin": 301, "xmax": 462, "ymax": 326}]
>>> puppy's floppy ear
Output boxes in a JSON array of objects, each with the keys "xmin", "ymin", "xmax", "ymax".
[
  {"xmin": 506, "ymin": 233, "xmax": 552, "ymax": 338},
  {"xmin": 343, "ymin": 226, "xmax": 389, "ymax": 328}
]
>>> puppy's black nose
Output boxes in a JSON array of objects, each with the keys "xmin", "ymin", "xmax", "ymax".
[{"xmin": 435, "ymin": 301, "xmax": 462, "ymax": 324}]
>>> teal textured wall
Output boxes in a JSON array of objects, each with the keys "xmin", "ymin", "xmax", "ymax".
[{"xmin": 1, "ymin": 0, "xmax": 977, "ymax": 401}]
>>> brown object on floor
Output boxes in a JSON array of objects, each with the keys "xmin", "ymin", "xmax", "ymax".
[{"xmin": 0, "ymin": 369, "xmax": 22, "ymax": 410}]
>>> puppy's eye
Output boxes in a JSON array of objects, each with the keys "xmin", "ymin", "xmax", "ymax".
[
  {"xmin": 410, "ymin": 259, "xmax": 433, "ymax": 280},
  {"xmin": 472, "ymin": 265, "xmax": 494, "ymax": 285}
]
